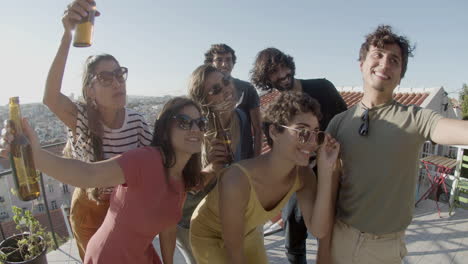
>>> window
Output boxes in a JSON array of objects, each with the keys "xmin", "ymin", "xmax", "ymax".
[
  {"xmin": 51, "ymin": 201, "xmax": 57, "ymax": 210},
  {"xmin": 38, "ymin": 204, "xmax": 45, "ymax": 212},
  {"xmin": 0, "ymin": 211, "xmax": 8, "ymax": 219},
  {"xmin": 48, "ymin": 184, "xmax": 54, "ymax": 193},
  {"xmin": 62, "ymin": 184, "xmax": 69, "ymax": 194}
]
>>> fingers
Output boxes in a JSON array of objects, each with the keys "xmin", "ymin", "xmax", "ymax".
[
  {"xmin": 63, "ymin": 0, "xmax": 97, "ymax": 27},
  {"xmin": 1, "ymin": 121, "xmax": 14, "ymax": 145},
  {"xmin": 207, "ymin": 139, "xmax": 230, "ymax": 165},
  {"xmin": 0, "ymin": 125, "xmax": 12, "ymax": 158}
]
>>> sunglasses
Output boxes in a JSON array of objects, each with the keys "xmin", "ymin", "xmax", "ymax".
[
  {"xmin": 93, "ymin": 67, "xmax": 128, "ymax": 87},
  {"xmin": 359, "ymin": 108, "xmax": 369, "ymax": 136},
  {"xmin": 279, "ymin": 125, "xmax": 325, "ymax": 145},
  {"xmin": 173, "ymin": 114, "xmax": 208, "ymax": 132},
  {"xmin": 208, "ymin": 75, "xmax": 232, "ymax": 96}
]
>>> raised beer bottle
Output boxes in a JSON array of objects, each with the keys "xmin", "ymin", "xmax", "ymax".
[
  {"xmin": 211, "ymin": 111, "xmax": 235, "ymax": 165},
  {"xmin": 8, "ymin": 97, "xmax": 41, "ymax": 201},
  {"xmin": 73, "ymin": 1, "xmax": 96, "ymax": 47}
]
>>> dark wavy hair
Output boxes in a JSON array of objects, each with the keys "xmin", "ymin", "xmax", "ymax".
[
  {"xmin": 151, "ymin": 97, "xmax": 204, "ymax": 191},
  {"xmin": 359, "ymin": 24, "xmax": 415, "ymax": 79},
  {"xmin": 262, "ymin": 91, "xmax": 322, "ymax": 148},
  {"xmin": 250, "ymin": 48, "xmax": 296, "ymax": 92},
  {"xmin": 81, "ymin": 54, "xmax": 120, "ymax": 162},
  {"xmin": 204, "ymin": 44, "xmax": 237, "ymax": 65}
]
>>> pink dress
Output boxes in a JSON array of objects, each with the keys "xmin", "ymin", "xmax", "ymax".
[{"xmin": 84, "ymin": 147, "xmax": 186, "ymax": 264}]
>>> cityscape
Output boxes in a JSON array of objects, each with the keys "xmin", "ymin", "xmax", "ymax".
[{"xmin": 0, "ymin": 95, "xmax": 173, "ymax": 223}]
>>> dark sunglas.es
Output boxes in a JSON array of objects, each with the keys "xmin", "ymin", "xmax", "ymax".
[
  {"xmin": 173, "ymin": 114, "xmax": 208, "ymax": 132},
  {"xmin": 359, "ymin": 107, "xmax": 369, "ymax": 136},
  {"xmin": 279, "ymin": 125, "xmax": 325, "ymax": 145},
  {"xmin": 208, "ymin": 75, "xmax": 232, "ymax": 96},
  {"xmin": 94, "ymin": 67, "xmax": 128, "ymax": 87}
]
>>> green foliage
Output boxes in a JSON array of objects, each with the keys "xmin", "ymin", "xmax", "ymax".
[
  {"xmin": 0, "ymin": 206, "xmax": 54, "ymax": 262},
  {"xmin": 460, "ymin": 83, "xmax": 468, "ymax": 119}
]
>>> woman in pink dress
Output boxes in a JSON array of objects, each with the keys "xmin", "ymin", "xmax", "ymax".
[{"xmin": 1, "ymin": 97, "xmax": 208, "ymax": 264}]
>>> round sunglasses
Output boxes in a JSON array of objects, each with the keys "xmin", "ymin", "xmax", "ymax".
[
  {"xmin": 93, "ymin": 67, "xmax": 128, "ymax": 87},
  {"xmin": 278, "ymin": 125, "xmax": 325, "ymax": 145},
  {"xmin": 172, "ymin": 114, "xmax": 208, "ymax": 132}
]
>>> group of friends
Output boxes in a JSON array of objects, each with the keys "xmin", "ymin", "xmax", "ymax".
[{"xmin": 1, "ymin": 0, "xmax": 468, "ymax": 264}]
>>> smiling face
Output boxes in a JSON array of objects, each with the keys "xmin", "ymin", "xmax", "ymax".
[
  {"xmin": 272, "ymin": 112, "xmax": 320, "ymax": 167},
  {"xmin": 360, "ymin": 44, "xmax": 403, "ymax": 94},
  {"xmin": 87, "ymin": 59, "xmax": 127, "ymax": 110},
  {"xmin": 170, "ymin": 105, "xmax": 204, "ymax": 155},
  {"xmin": 212, "ymin": 53, "xmax": 234, "ymax": 77},
  {"xmin": 268, "ymin": 65, "xmax": 295, "ymax": 91},
  {"xmin": 203, "ymin": 71, "xmax": 237, "ymax": 112}
]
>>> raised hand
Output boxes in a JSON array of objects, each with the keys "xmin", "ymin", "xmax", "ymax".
[
  {"xmin": 316, "ymin": 133, "xmax": 340, "ymax": 171},
  {"xmin": 62, "ymin": 0, "xmax": 100, "ymax": 34}
]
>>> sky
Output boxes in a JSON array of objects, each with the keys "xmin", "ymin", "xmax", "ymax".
[{"xmin": 1, "ymin": 0, "xmax": 467, "ymax": 105}]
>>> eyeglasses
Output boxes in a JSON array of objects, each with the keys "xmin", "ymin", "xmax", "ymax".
[
  {"xmin": 208, "ymin": 75, "xmax": 232, "ymax": 96},
  {"xmin": 173, "ymin": 114, "xmax": 208, "ymax": 132},
  {"xmin": 93, "ymin": 67, "xmax": 128, "ymax": 87},
  {"xmin": 359, "ymin": 108, "xmax": 369, "ymax": 136},
  {"xmin": 279, "ymin": 125, "xmax": 325, "ymax": 145}
]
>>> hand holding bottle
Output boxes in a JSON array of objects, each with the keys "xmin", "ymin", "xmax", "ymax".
[
  {"xmin": 0, "ymin": 118, "xmax": 40, "ymax": 162},
  {"xmin": 62, "ymin": 0, "xmax": 99, "ymax": 34}
]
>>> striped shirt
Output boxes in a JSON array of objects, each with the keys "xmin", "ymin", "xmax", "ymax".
[
  {"xmin": 67, "ymin": 103, "xmax": 153, "ymax": 198},
  {"xmin": 68, "ymin": 103, "xmax": 153, "ymax": 162}
]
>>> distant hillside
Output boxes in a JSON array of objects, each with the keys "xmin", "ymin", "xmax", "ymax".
[{"xmin": 0, "ymin": 95, "xmax": 173, "ymax": 145}]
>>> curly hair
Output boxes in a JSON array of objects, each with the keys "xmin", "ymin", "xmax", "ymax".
[
  {"xmin": 250, "ymin": 48, "xmax": 296, "ymax": 92},
  {"xmin": 204, "ymin": 44, "xmax": 237, "ymax": 65},
  {"xmin": 262, "ymin": 91, "xmax": 322, "ymax": 148},
  {"xmin": 359, "ymin": 24, "xmax": 415, "ymax": 79}
]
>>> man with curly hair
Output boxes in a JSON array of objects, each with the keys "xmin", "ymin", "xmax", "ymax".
[
  {"xmin": 205, "ymin": 44, "xmax": 263, "ymax": 159},
  {"xmin": 250, "ymin": 47, "xmax": 347, "ymax": 264},
  {"xmin": 324, "ymin": 25, "xmax": 468, "ymax": 263}
]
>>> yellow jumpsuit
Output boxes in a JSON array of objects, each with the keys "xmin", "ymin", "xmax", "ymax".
[{"xmin": 190, "ymin": 164, "xmax": 301, "ymax": 264}]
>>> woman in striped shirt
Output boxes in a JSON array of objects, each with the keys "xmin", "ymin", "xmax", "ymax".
[{"xmin": 43, "ymin": 0, "xmax": 152, "ymax": 259}]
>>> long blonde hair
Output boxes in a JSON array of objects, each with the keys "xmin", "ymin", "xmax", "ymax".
[{"xmin": 187, "ymin": 64, "xmax": 240, "ymax": 165}]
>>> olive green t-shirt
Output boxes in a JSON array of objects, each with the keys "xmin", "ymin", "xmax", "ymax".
[{"xmin": 326, "ymin": 100, "xmax": 442, "ymax": 234}]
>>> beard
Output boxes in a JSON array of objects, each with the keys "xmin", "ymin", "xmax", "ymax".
[{"xmin": 273, "ymin": 75, "xmax": 294, "ymax": 91}]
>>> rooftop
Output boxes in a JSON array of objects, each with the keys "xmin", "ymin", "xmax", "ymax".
[
  {"xmin": 45, "ymin": 199, "xmax": 468, "ymax": 263},
  {"xmin": 259, "ymin": 87, "xmax": 434, "ymax": 110}
]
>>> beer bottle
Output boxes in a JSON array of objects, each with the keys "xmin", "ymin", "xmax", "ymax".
[
  {"xmin": 8, "ymin": 97, "xmax": 41, "ymax": 201},
  {"xmin": 210, "ymin": 110, "xmax": 235, "ymax": 165},
  {"xmin": 73, "ymin": 1, "xmax": 96, "ymax": 47}
]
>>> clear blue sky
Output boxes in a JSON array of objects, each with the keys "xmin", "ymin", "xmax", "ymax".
[{"xmin": 2, "ymin": 0, "xmax": 467, "ymax": 105}]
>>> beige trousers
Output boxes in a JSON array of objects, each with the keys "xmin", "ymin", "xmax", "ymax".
[{"xmin": 331, "ymin": 220, "xmax": 408, "ymax": 264}]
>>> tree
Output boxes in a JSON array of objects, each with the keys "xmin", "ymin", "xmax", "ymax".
[{"xmin": 460, "ymin": 83, "xmax": 468, "ymax": 119}]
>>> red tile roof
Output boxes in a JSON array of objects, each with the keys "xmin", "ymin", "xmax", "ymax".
[
  {"xmin": 259, "ymin": 89, "xmax": 430, "ymax": 154},
  {"xmin": 260, "ymin": 90, "xmax": 430, "ymax": 110}
]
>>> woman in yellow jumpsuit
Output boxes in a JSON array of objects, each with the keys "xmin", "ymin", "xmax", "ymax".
[{"xmin": 191, "ymin": 91, "xmax": 341, "ymax": 263}]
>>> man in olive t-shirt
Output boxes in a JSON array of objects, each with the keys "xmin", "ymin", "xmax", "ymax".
[{"xmin": 323, "ymin": 25, "xmax": 468, "ymax": 264}]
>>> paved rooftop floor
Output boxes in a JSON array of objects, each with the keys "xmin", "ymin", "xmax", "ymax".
[{"xmin": 46, "ymin": 199, "xmax": 468, "ymax": 263}]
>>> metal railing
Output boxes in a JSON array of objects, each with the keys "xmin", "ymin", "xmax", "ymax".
[{"xmin": 0, "ymin": 142, "xmax": 73, "ymax": 253}]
